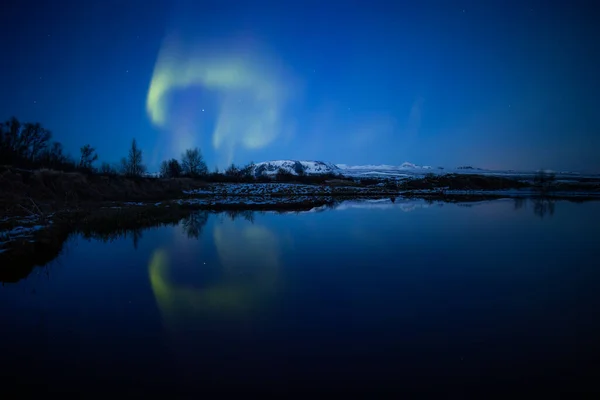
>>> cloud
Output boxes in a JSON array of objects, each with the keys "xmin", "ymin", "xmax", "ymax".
[{"xmin": 146, "ymin": 34, "xmax": 297, "ymax": 165}]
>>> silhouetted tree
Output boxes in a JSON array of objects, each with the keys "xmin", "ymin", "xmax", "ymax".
[
  {"xmin": 100, "ymin": 162, "xmax": 117, "ymax": 175},
  {"xmin": 79, "ymin": 144, "xmax": 98, "ymax": 171},
  {"xmin": 159, "ymin": 160, "xmax": 168, "ymax": 178},
  {"xmin": 0, "ymin": 117, "xmax": 52, "ymax": 166},
  {"xmin": 533, "ymin": 170, "xmax": 556, "ymax": 194},
  {"xmin": 38, "ymin": 141, "xmax": 72, "ymax": 170},
  {"xmin": 0, "ymin": 117, "xmax": 21, "ymax": 164},
  {"xmin": 121, "ymin": 138, "xmax": 146, "ymax": 177},
  {"xmin": 160, "ymin": 158, "xmax": 183, "ymax": 178},
  {"xmin": 20, "ymin": 122, "xmax": 51, "ymax": 162},
  {"xmin": 225, "ymin": 163, "xmax": 240, "ymax": 178},
  {"xmin": 239, "ymin": 162, "xmax": 256, "ymax": 180},
  {"xmin": 181, "ymin": 147, "xmax": 208, "ymax": 177}
]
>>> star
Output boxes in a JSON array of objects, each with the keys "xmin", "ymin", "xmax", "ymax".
[
  {"xmin": 202, "ymin": 109, "xmax": 204, "ymax": 112},
  {"xmin": 126, "ymin": 70, "xmax": 129, "ymax": 73}
]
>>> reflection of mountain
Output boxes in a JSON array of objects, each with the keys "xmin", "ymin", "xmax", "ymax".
[
  {"xmin": 333, "ymin": 199, "xmax": 432, "ymax": 212},
  {"xmin": 149, "ymin": 219, "xmax": 280, "ymax": 329}
]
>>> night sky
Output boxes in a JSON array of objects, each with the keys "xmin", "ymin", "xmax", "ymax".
[{"xmin": 1, "ymin": 0, "xmax": 598, "ymax": 172}]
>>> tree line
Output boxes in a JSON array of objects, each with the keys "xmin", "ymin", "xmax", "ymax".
[
  {"xmin": 1, "ymin": 117, "xmax": 347, "ymax": 183},
  {"xmin": 0, "ymin": 117, "xmax": 259, "ymax": 181},
  {"xmin": 159, "ymin": 150, "xmax": 257, "ymax": 182},
  {"xmin": 0, "ymin": 116, "xmax": 147, "ymax": 176}
]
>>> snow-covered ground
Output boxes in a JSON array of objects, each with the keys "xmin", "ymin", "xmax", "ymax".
[
  {"xmin": 336, "ymin": 163, "xmax": 596, "ymax": 180},
  {"xmin": 182, "ymin": 182, "xmax": 393, "ymax": 197},
  {"xmin": 175, "ymin": 196, "xmax": 334, "ymax": 207},
  {"xmin": 0, "ymin": 214, "xmax": 54, "ymax": 252}
]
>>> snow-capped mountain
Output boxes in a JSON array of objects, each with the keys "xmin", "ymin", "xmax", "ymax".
[
  {"xmin": 252, "ymin": 160, "xmax": 341, "ymax": 177},
  {"xmin": 250, "ymin": 160, "xmax": 596, "ymax": 180}
]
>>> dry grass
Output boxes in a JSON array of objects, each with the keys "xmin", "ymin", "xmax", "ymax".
[{"xmin": 0, "ymin": 166, "xmax": 209, "ymax": 206}]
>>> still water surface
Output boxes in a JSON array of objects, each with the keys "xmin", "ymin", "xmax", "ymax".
[{"xmin": 1, "ymin": 199, "xmax": 599, "ymax": 393}]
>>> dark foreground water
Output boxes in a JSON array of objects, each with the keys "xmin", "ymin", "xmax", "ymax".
[{"xmin": 1, "ymin": 198, "xmax": 600, "ymax": 394}]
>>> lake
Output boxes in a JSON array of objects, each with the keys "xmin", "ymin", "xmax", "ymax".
[{"xmin": 1, "ymin": 198, "xmax": 599, "ymax": 394}]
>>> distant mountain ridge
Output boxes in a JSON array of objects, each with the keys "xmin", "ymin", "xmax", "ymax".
[
  {"xmin": 250, "ymin": 160, "xmax": 440, "ymax": 178},
  {"xmin": 336, "ymin": 162, "xmax": 433, "ymax": 170},
  {"xmin": 148, "ymin": 158, "xmax": 597, "ymax": 179}
]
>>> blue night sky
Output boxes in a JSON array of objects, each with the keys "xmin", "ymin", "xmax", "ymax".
[{"xmin": 1, "ymin": 0, "xmax": 598, "ymax": 172}]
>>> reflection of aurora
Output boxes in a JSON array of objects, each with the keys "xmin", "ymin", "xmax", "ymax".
[{"xmin": 148, "ymin": 222, "xmax": 281, "ymax": 327}]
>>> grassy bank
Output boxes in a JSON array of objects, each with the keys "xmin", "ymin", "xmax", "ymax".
[{"xmin": 0, "ymin": 166, "xmax": 555, "ymax": 205}]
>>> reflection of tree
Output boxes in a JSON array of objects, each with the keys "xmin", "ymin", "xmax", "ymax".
[
  {"xmin": 82, "ymin": 227, "xmax": 144, "ymax": 250},
  {"xmin": 513, "ymin": 198, "xmax": 526, "ymax": 211},
  {"xmin": 223, "ymin": 210, "xmax": 255, "ymax": 224},
  {"xmin": 181, "ymin": 211, "xmax": 209, "ymax": 239},
  {"xmin": 533, "ymin": 198, "xmax": 555, "ymax": 218},
  {"xmin": 77, "ymin": 211, "xmax": 186, "ymax": 250},
  {"xmin": 132, "ymin": 229, "xmax": 142, "ymax": 250}
]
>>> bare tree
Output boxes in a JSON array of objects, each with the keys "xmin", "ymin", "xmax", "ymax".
[
  {"xmin": 38, "ymin": 141, "xmax": 68, "ymax": 169},
  {"xmin": 225, "ymin": 163, "xmax": 240, "ymax": 177},
  {"xmin": 181, "ymin": 147, "xmax": 208, "ymax": 177},
  {"xmin": 79, "ymin": 144, "xmax": 98, "ymax": 170},
  {"xmin": 0, "ymin": 117, "xmax": 22, "ymax": 163},
  {"xmin": 0, "ymin": 118, "xmax": 51, "ymax": 165},
  {"xmin": 533, "ymin": 170, "xmax": 556, "ymax": 194},
  {"xmin": 160, "ymin": 158, "xmax": 182, "ymax": 178},
  {"xmin": 20, "ymin": 122, "xmax": 51, "ymax": 162},
  {"xmin": 121, "ymin": 138, "xmax": 146, "ymax": 177},
  {"xmin": 240, "ymin": 162, "xmax": 256, "ymax": 180},
  {"xmin": 100, "ymin": 162, "xmax": 117, "ymax": 175}
]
